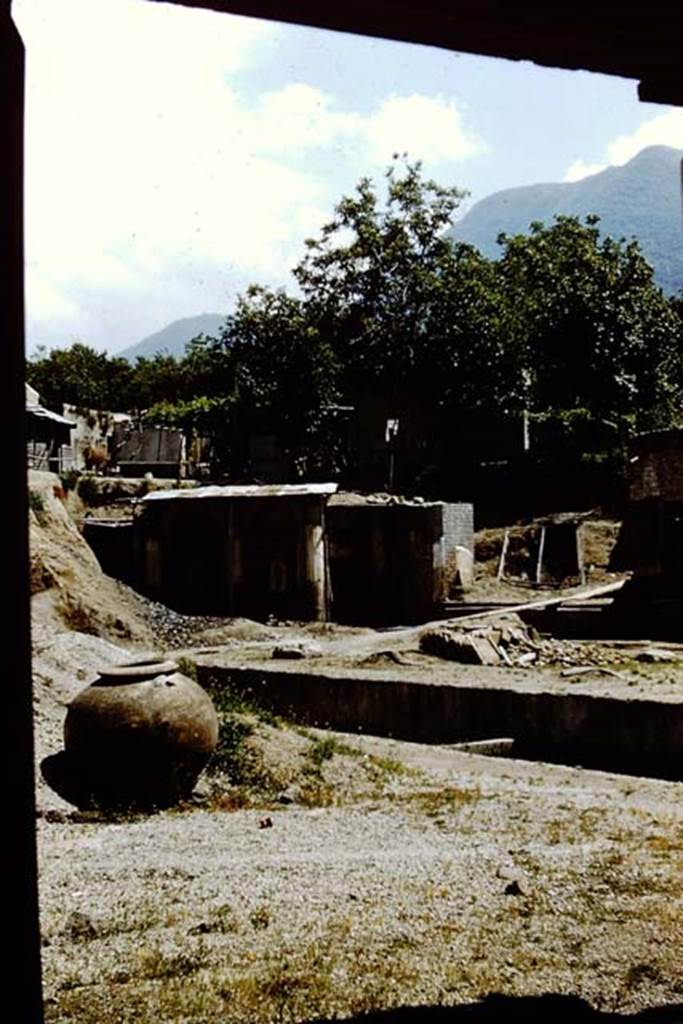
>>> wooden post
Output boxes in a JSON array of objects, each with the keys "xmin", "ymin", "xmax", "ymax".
[
  {"xmin": 497, "ymin": 529, "xmax": 510, "ymax": 581},
  {"xmin": 535, "ymin": 525, "xmax": 547, "ymax": 585},
  {"xmin": 1, "ymin": 5, "xmax": 44, "ymax": 1020},
  {"xmin": 305, "ymin": 499, "xmax": 327, "ymax": 620}
]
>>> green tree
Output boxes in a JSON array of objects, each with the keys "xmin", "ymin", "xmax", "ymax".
[
  {"xmin": 295, "ymin": 160, "xmax": 463, "ymax": 401},
  {"xmin": 221, "ymin": 285, "xmax": 342, "ymax": 476},
  {"xmin": 180, "ymin": 333, "xmax": 233, "ymax": 401},
  {"xmin": 129, "ymin": 352, "xmax": 187, "ymax": 412},
  {"xmin": 26, "ymin": 342, "xmax": 134, "ymax": 411},
  {"xmin": 497, "ymin": 215, "xmax": 682, "ymax": 431},
  {"xmin": 493, "ymin": 215, "xmax": 683, "ymax": 503},
  {"xmin": 293, "ymin": 159, "xmax": 516, "ymax": 425}
]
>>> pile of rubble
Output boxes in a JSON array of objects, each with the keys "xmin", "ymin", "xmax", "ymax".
[{"xmin": 419, "ymin": 614, "xmax": 636, "ymax": 670}]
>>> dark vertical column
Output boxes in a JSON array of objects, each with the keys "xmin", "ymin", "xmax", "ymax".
[{"xmin": 1, "ymin": 5, "xmax": 44, "ymax": 1021}]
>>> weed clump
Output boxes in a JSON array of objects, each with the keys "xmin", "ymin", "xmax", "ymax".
[
  {"xmin": 205, "ymin": 687, "xmax": 285, "ymax": 804},
  {"xmin": 76, "ymin": 474, "xmax": 102, "ymax": 507},
  {"xmin": 29, "ymin": 488, "xmax": 47, "ymax": 524},
  {"xmin": 59, "ymin": 468, "xmax": 80, "ymax": 494}
]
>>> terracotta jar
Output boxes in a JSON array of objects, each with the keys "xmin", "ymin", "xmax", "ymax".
[{"xmin": 63, "ymin": 658, "xmax": 219, "ymax": 809}]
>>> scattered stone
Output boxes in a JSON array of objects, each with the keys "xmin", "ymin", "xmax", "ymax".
[
  {"xmin": 449, "ymin": 738, "xmax": 515, "ymax": 756},
  {"xmin": 188, "ymin": 921, "xmax": 211, "ymax": 935},
  {"xmin": 259, "ymin": 816, "xmax": 274, "ymax": 829},
  {"xmin": 503, "ymin": 878, "xmax": 531, "ymax": 897},
  {"xmin": 360, "ymin": 650, "xmax": 415, "ymax": 666},
  {"xmin": 517, "ymin": 652, "xmax": 537, "ymax": 667},
  {"xmin": 42, "ymin": 809, "xmax": 68, "ymax": 824},
  {"xmin": 635, "ymin": 648, "xmax": 677, "ymax": 663},
  {"xmin": 272, "ymin": 641, "xmax": 322, "ymax": 660},
  {"xmin": 420, "ymin": 613, "xmax": 638, "ymax": 672},
  {"xmin": 561, "ymin": 666, "xmax": 628, "ymax": 679},
  {"xmin": 65, "ymin": 911, "xmax": 99, "ymax": 941},
  {"xmin": 420, "ymin": 627, "xmax": 501, "ymax": 665},
  {"xmin": 496, "ymin": 864, "xmax": 532, "ymax": 896}
]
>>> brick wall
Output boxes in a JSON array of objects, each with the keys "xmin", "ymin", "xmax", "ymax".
[{"xmin": 631, "ymin": 430, "xmax": 683, "ymax": 502}]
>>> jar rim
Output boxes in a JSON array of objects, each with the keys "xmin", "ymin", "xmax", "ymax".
[{"xmin": 96, "ymin": 658, "xmax": 179, "ymax": 682}]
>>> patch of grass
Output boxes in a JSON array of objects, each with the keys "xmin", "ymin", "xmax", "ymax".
[
  {"xmin": 306, "ymin": 735, "xmax": 358, "ymax": 767},
  {"xmin": 294, "ymin": 733, "xmax": 363, "ymax": 808},
  {"xmin": 175, "ymin": 656, "xmax": 198, "ymax": 681},
  {"xmin": 623, "ymin": 962, "xmax": 664, "ymax": 989},
  {"xmin": 249, "ymin": 906, "xmax": 271, "ymax": 931},
  {"xmin": 58, "ymin": 595, "xmax": 101, "ymax": 636},
  {"xmin": 28, "ymin": 488, "xmax": 45, "ymax": 511},
  {"xmin": 362, "ymin": 753, "xmax": 412, "ymax": 785},
  {"xmin": 225, "ymin": 947, "xmax": 338, "ymax": 1024},
  {"xmin": 208, "ymin": 710, "xmax": 256, "ymax": 781},
  {"xmin": 297, "ymin": 777, "xmax": 336, "ymax": 808},
  {"xmin": 399, "ymin": 784, "xmax": 482, "ymax": 817},
  {"xmin": 28, "ymin": 488, "xmax": 47, "ymax": 523},
  {"xmin": 645, "ymin": 832, "xmax": 683, "ymax": 856},
  {"xmin": 205, "ymin": 688, "xmax": 287, "ymax": 805},
  {"xmin": 201, "ymin": 904, "xmax": 239, "ymax": 935},
  {"xmin": 307, "ymin": 735, "xmax": 339, "ymax": 766},
  {"xmin": 137, "ymin": 944, "xmax": 205, "ymax": 981}
]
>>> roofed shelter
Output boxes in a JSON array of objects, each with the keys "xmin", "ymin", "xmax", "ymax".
[
  {"xmin": 4, "ymin": 1, "xmax": 682, "ymax": 1017},
  {"xmin": 136, "ymin": 483, "xmax": 337, "ymax": 619},
  {"xmin": 25, "ymin": 383, "xmax": 75, "ymax": 472}
]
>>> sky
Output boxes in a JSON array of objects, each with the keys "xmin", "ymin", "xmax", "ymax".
[{"xmin": 12, "ymin": 0, "xmax": 683, "ymax": 356}]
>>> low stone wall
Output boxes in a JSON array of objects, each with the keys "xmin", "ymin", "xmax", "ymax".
[{"xmin": 197, "ymin": 662, "xmax": 683, "ymax": 779}]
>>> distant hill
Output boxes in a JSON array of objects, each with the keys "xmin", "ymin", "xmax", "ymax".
[
  {"xmin": 451, "ymin": 145, "xmax": 683, "ymax": 296},
  {"xmin": 117, "ymin": 313, "xmax": 225, "ymax": 362}
]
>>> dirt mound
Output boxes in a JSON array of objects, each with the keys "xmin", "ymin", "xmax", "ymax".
[
  {"xmin": 475, "ymin": 516, "xmax": 620, "ymax": 582},
  {"xmin": 29, "ymin": 471, "xmax": 157, "ymax": 646}
]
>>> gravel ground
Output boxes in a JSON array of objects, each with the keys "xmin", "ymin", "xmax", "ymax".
[
  {"xmin": 29, "ymin": 483, "xmax": 683, "ymax": 1023},
  {"xmin": 35, "ymin": 629, "xmax": 683, "ymax": 1024}
]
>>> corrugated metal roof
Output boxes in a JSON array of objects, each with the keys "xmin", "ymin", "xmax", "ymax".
[
  {"xmin": 26, "ymin": 405, "xmax": 77, "ymax": 428},
  {"xmin": 141, "ymin": 483, "xmax": 339, "ymax": 503}
]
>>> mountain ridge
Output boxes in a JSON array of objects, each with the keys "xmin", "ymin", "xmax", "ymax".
[
  {"xmin": 116, "ymin": 313, "xmax": 225, "ymax": 362},
  {"xmin": 451, "ymin": 145, "xmax": 683, "ymax": 295},
  {"xmin": 119, "ymin": 147, "xmax": 682, "ymax": 362}
]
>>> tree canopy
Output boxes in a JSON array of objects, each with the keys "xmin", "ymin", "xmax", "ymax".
[
  {"xmin": 496, "ymin": 214, "xmax": 682, "ymax": 430},
  {"xmin": 27, "ymin": 159, "xmax": 683, "ymax": 500}
]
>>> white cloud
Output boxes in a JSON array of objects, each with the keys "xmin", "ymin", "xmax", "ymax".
[
  {"xmin": 366, "ymin": 94, "xmax": 483, "ymax": 165},
  {"xmin": 564, "ymin": 108, "xmax": 683, "ymax": 182},
  {"xmin": 563, "ymin": 159, "xmax": 606, "ymax": 183},
  {"xmin": 604, "ymin": 109, "xmax": 683, "ymax": 164},
  {"xmin": 251, "ymin": 84, "xmax": 363, "ymax": 151},
  {"xmin": 13, "ymin": 0, "xmax": 485, "ymax": 352},
  {"xmin": 250, "ymin": 87, "xmax": 483, "ymax": 165}
]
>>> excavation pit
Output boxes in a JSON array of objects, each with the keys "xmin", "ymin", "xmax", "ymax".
[{"xmin": 193, "ymin": 656, "xmax": 683, "ymax": 783}]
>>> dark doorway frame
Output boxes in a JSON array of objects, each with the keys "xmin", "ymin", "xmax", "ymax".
[{"xmin": 5, "ymin": 2, "xmax": 681, "ymax": 1020}]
